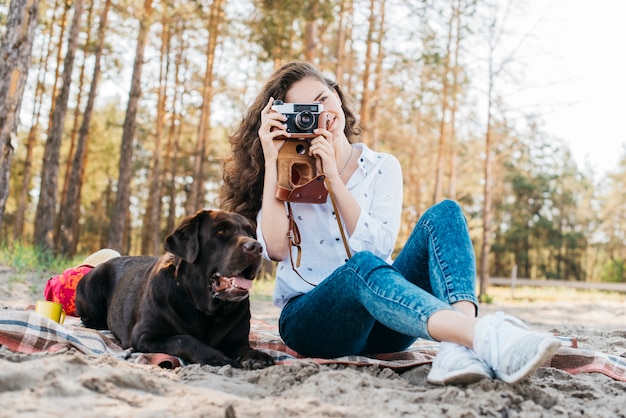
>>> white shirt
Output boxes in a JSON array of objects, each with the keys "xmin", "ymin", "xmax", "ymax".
[{"xmin": 256, "ymin": 143, "xmax": 403, "ymax": 308}]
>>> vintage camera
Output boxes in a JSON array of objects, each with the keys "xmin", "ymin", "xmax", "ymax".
[
  {"xmin": 271, "ymin": 101, "xmax": 326, "ymax": 139},
  {"xmin": 272, "ymin": 101, "xmax": 328, "ymax": 204}
]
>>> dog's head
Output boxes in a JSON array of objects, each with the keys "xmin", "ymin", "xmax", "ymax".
[{"xmin": 163, "ymin": 209, "xmax": 263, "ymax": 309}]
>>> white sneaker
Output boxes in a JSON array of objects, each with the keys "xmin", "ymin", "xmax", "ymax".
[
  {"xmin": 427, "ymin": 342, "xmax": 493, "ymax": 385},
  {"xmin": 473, "ymin": 312, "xmax": 561, "ymax": 384}
]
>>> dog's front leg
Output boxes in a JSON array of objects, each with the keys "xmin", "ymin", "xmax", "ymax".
[
  {"xmin": 134, "ymin": 334, "xmax": 238, "ymax": 367},
  {"xmin": 234, "ymin": 347, "xmax": 275, "ymax": 370}
]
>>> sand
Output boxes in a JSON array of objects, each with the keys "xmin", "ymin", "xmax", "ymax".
[{"xmin": 1, "ymin": 264, "xmax": 625, "ymax": 418}]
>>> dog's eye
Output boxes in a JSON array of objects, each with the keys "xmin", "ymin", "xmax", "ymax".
[{"xmin": 216, "ymin": 229, "xmax": 226, "ymax": 236}]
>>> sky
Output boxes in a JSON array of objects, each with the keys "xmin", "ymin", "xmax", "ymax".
[{"xmin": 506, "ymin": 0, "xmax": 626, "ymax": 176}]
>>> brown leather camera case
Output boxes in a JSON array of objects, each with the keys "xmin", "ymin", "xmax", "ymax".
[{"xmin": 275, "ymin": 140, "xmax": 328, "ymax": 204}]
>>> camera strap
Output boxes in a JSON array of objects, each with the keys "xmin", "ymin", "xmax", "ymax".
[
  {"xmin": 286, "ymin": 180, "xmax": 352, "ymax": 288},
  {"xmin": 325, "ymin": 178, "xmax": 352, "ymax": 260},
  {"xmin": 286, "ymin": 202, "xmax": 317, "ymax": 287}
]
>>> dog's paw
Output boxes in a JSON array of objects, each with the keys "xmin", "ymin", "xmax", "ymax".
[
  {"xmin": 237, "ymin": 350, "xmax": 275, "ymax": 370},
  {"xmin": 194, "ymin": 353, "xmax": 238, "ymax": 368},
  {"xmin": 207, "ymin": 357, "xmax": 239, "ymax": 368}
]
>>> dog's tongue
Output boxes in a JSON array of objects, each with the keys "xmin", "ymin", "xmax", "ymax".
[{"xmin": 229, "ymin": 276, "xmax": 253, "ymax": 290}]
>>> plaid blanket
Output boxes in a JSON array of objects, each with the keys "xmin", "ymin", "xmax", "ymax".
[
  {"xmin": 0, "ymin": 309, "xmax": 181, "ymax": 368},
  {"xmin": 1, "ymin": 309, "xmax": 625, "ymax": 382},
  {"xmin": 548, "ymin": 346, "xmax": 626, "ymax": 382}
]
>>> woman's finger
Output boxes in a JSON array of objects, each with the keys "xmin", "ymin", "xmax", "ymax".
[
  {"xmin": 259, "ymin": 98, "xmax": 288, "ymax": 137},
  {"xmin": 309, "ymin": 136, "xmax": 338, "ymax": 175}
]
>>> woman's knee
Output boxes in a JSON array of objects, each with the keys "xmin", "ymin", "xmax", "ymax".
[
  {"xmin": 348, "ymin": 251, "xmax": 388, "ymax": 269},
  {"xmin": 345, "ymin": 251, "xmax": 397, "ymax": 281},
  {"xmin": 421, "ymin": 199, "xmax": 464, "ymax": 223},
  {"xmin": 433, "ymin": 199, "xmax": 462, "ymax": 215}
]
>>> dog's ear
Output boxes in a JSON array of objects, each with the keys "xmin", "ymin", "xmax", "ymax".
[{"xmin": 164, "ymin": 211, "xmax": 207, "ymax": 263}]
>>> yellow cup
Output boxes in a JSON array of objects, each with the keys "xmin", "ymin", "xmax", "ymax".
[{"xmin": 35, "ymin": 300, "xmax": 66, "ymax": 324}]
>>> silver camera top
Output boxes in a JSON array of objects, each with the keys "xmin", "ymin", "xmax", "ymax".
[{"xmin": 271, "ymin": 101, "xmax": 324, "ymax": 114}]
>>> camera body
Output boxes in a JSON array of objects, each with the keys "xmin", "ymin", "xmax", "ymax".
[
  {"xmin": 271, "ymin": 101, "xmax": 328, "ymax": 204},
  {"xmin": 271, "ymin": 101, "xmax": 326, "ymax": 139}
]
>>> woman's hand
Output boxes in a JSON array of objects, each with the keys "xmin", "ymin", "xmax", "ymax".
[
  {"xmin": 258, "ymin": 97, "xmax": 290, "ymax": 164},
  {"xmin": 258, "ymin": 97, "xmax": 292, "ymax": 261},
  {"xmin": 309, "ymin": 127, "xmax": 339, "ymax": 179}
]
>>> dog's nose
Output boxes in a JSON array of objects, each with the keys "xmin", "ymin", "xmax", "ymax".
[{"xmin": 243, "ymin": 240, "xmax": 262, "ymax": 255}]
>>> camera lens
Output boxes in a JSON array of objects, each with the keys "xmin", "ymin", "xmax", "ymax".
[{"xmin": 295, "ymin": 111, "xmax": 315, "ymax": 130}]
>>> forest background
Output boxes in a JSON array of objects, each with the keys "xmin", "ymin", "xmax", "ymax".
[{"xmin": 1, "ymin": 0, "xmax": 625, "ymax": 296}]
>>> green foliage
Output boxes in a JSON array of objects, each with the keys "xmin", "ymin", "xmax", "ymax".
[
  {"xmin": 491, "ymin": 123, "xmax": 593, "ymax": 282},
  {"xmin": 248, "ymin": 0, "xmax": 335, "ymax": 62},
  {"xmin": 600, "ymin": 258, "xmax": 626, "ymax": 283},
  {"xmin": 249, "ymin": 272, "xmax": 276, "ymax": 303},
  {"xmin": 0, "ymin": 240, "xmax": 80, "ymax": 274},
  {"xmin": 479, "ymin": 293, "xmax": 493, "ymax": 304}
]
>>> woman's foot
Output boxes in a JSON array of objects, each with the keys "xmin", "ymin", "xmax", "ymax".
[
  {"xmin": 427, "ymin": 342, "xmax": 493, "ymax": 385},
  {"xmin": 473, "ymin": 312, "xmax": 561, "ymax": 384}
]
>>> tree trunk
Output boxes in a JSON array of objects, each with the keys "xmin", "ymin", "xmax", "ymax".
[
  {"xmin": 141, "ymin": 16, "xmax": 169, "ymax": 255},
  {"xmin": 185, "ymin": 0, "xmax": 224, "ymax": 215},
  {"xmin": 334, "ymin": 0, "xmax": 349, "ymax": 83},
  {"xmin": 359, "ymin": 0, "xmax": 377, "ymax": 145},
  {"xmin": 479, "ymin": 61, "xmax": 495, "ymax": 299},
  {"xmin": 106, "ymin": 0, "xmax": 153, "ymax": 253},
  {"xmin": 14, "ymin": 8, "xmax": 53, "ymax": 239},
  {"xmin": 433, "ymin": 4, "xmax": 455, "ymax": 205},
  {"xmin": 479, "ymin": 0, "xmax": 515, "ymax": 297},
  {"xmin": 343, "ymin": 1, "xmax": 356, "ymax": 93},
  {"xmin": 59, "ymin": 0, "xmax": 111, "ymax": 257},
  {"xmin": 55, "ymin": 0, "xmax": 95, "ymax": 249},
  {"xmin": 165, "ymin": 18, "xmax": 186, "ymax": 235},
  {"xmin": 45, "ymin": 0, "xmax": 71, "ymax": 140},
  {"xmin": 447, "ymin": 0, "xmax": 463, "ymax": 200},
  {"xmin": 304, "ymin": 1, "xmax": 319, "ymax": 63},
  {"xmin": 0, "ymin": 0, "xmax": 40, "ymax": 228},
  {"xmin": 13, "ymin": 116, "xmax": 37, "ymax": 238},
  {"xmin": 447, "ymin": 3, "xmax": 462, "ymax": 200},
  {"xmin": 164, "ymin": 19, "xmax": 186, "ymax": 237},
  {"xmin": 34, "ymin": 0, "xmax": 84, "ymax": 252},
  {"xmin": 369, "ymin": 0, "xmax": 385, "ymax": 149}
]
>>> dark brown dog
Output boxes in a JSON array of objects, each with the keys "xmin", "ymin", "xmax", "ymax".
[{"xmin": 75, "ymin": 209, "xmax": 274, "ymax": 370}]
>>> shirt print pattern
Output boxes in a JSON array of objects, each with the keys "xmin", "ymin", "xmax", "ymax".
[{"xmin": 257, "ymin": 142, "xmax": 404, "ymax": 307}]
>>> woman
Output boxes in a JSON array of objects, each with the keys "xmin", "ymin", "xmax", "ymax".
[{"xmin": 220, "ymin": 62, "xmax": 559, "ymax": 385}]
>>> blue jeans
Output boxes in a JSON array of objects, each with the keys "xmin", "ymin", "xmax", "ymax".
[{"xmin": 278, "ymin": 199, "xmax": 478, "ymax": 358}]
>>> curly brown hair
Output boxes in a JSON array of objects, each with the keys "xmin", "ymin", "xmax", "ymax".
[{"xmin": 219, "ymin": 62, "xmax": 361, "ymax": 223}]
